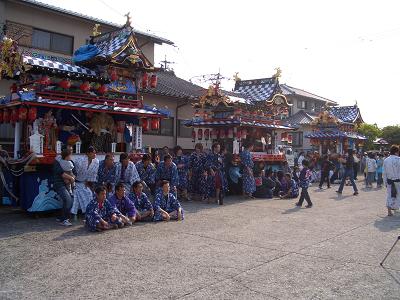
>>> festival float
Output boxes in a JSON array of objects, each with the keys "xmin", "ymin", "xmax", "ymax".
[
  {"xmin": 0, "ymin": 17, "xmax": 169, "ymax": 212},
  {"xmin": 305, "ymin": 105, "xmax": 366, "ymax": 154},
  {"xmin": 185, "ymin": 70, "xmax": 294, "ymax": 167}
]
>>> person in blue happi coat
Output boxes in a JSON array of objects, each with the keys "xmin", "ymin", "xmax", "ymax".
[
  {"xmin": 85, "ymin": 185, "xmax": 124, "ymax": 232},
  {"xmin": 153, "ymin": 180, "xmax": 183, "ymax": 221},
  {"xmin": 155, "ymin": 154, "xmax": 179, "ymax": 196},
  {"xmin": 135, "ymin": 153, "xmax": 156, "ymax": 197},
  {"xmin": 97, "ymin": 154, "xmax": 118, "ymax": 194},
  {"xmin": 130, "ymin": 181, "xmax": 154, "ymax": 222},
  {"xmin": 204, "ymin": 143, "xmax": 228, "ymax": 203},
  {"xmin": 240, "ymin": 142, "xmax": 256, "ymax": 198},
  {"xmin": 173, "ymin": 145, "xmax": 190, "ymax": 201},
  {"xmin": 188, "ymin": 143, "xmax": 207, "ymax": 201}
]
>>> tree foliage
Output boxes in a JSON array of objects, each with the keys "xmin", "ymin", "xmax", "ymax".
[
  {"xmin": 357, "ymin": 123, "xmax": 382, "ymax": 150},
  {"xmin": 381, "ymin": 125, "xmax": 400, "ymax": 145}
]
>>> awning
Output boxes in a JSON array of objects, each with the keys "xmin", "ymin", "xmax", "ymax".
[
  {"xmin": 185, "ymin": 119, "xmax": 294, "ymax": 130},
  {"xmin": 23, "ymin": 55, "xmax": 97, "ymax": 77},
  {"xmin": 305, "ymin": 131, "xmax": 366, "ymax": 140}
]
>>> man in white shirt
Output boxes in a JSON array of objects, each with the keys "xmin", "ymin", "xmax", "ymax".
[{"xmin": 383, "ymin": 145, "xmax": 400, "ymax": 216}]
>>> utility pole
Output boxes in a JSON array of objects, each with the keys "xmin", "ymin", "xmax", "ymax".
[{"xmin": 160, "ymin": 55, "xmax": 175, "ymax": 70}]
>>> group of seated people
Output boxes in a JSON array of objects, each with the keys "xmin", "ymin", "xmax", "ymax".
[
  {"xmin": 85, "ymin": 180, "xmax": 183, "ymax": 232},
  {"xmin": 253, "ymin": 169, "xmax": 299, "ymax": 200}
]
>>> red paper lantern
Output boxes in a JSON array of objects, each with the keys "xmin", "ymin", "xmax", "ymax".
[
  {"xmin": 219, "ymin": 129, "xmax": 225, "ymax": 139},
  {"xmin": 142, "ymin": 73, "xmax": 149, "ymax": 89},
  {"xmin": 59, "ymin": 79, "xmax": 71, "ymax": 89},
  {"xmin": 211, "ymin": 129, "xmax": 218, "ymax": 140},
  {"xmin": 97, "ymin": 84, "xmax": 108, "ymax": 95},
  {"xmin": 10, "ymin": 108, "xmax": 18, "ymax": 124},
  {"xmin": 18, "ymin": 106, "xmax": 28, "ymax": 121},
  {"xmin": 110, "ymin": 69, "xmax": 118, "ymax": 81},
  {"xmin": 235, "ymin": 128, "xmax": 241, "ymax": 140},
  {"xmin": 28, "ymin": 107, "xmax": 37, "ymax": 123},
  {"xmin": 38, "ymin": 76, "xmax": 51, "ymax": 86},
  {"xmin": 281, "ymin": 132, "xmax": 288, "ymax": 142},
  {"xmin": 241, "ymin": 129, "xmax": 247, "ymax": 139},
  {"xmin": 142, "ymin": 118, "xmax": 149, "ymax": 131},
  {"xmin": 197, "ymin": 128, "xmax": 203, "ymax": 140},
  {"xmin": 227, "ymin": 128, "xmax": 234, "ymax": 139},
  {"xmin": 3, "ymin": 109, "xmax": 10, "ymax": 123},
  {"xmin": 192, "ymin": 129, "xmax": 196, "ymax": 142},
  {"xmin": 151, "ymin": 118, "xmax": 160, "ymax": 130},
  {"xmin": 150, "ymin": 74, "xmax": 158, "ymax": 88},
  {"xmin": 79, "ymin": 81, "xmax": 90, "ymax": 92},
  {"xmin": 204, "ymin": 129, "xmax": 210, "ymax": 141}
]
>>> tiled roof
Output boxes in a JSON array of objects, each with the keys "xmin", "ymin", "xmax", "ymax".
[
  {"xmin": 281, "ymin": 84, "xmax": 337, "ymax": 104},
  {"xmin": 234, "ymin": 78, "xmax": 280, "ymax": 102},
  {"xmin": 141, "ymin": 70, "xmax": 206, "ymax": 100},
  {"xmin": 14, "ymin": 0, "xmax": 174, "ymax": 45},
  {"xmin": 329, "ymin": 105, "xmax": 361, "ymax": 123},
  {"xmin": 283, "ymin": 110, "xmax": 316, "ymax": 127}
]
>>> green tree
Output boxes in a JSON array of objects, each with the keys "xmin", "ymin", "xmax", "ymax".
[
  {"xmin": 357, "ymin": 123, "xmax": 382, "ymax": 150},
  {"xmin": 381, "ymin": 125, "xmax": 400, "ymax": 145}
]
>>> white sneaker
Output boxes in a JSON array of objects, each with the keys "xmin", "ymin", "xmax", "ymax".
[{"xmin": 60, "ymin": 219, "xmax": 73, "ymax": 226}]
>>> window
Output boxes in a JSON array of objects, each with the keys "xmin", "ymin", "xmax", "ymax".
[
  {"xmin": 161, "ymin": 118, "xmax": 174, "ymax": 136},
  {"xmin": 292, "ymin": 132, "xmax": 303, "ymax": 147},
  {"xmin": 32, "ymin": 29, "xmax": 73, "ymax": 55},
  {"xmin": 178, "ymin": 120, "xmax": 192, "ymax": 138},
  {"xmin": 297, "ymin": 100, "xmax": 307, "ymax": 110}
]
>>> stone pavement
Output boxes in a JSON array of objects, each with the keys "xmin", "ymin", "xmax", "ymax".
[{"xmin": 0, "ymin": 182, "xmax": 399, "ymax": 299}]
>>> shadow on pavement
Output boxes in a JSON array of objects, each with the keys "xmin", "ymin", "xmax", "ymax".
[
  {"xmin": 281, "ymin": 206, "xmax": 302, "ymax": 214},
  {"xmin": 374, "ymin": 214, "xmax": 400, "ymax": 232}
]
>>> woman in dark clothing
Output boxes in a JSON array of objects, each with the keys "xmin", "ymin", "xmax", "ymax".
[{"xmin": 254, "ymin": 170, "xmax": 275, "ymax": 198}]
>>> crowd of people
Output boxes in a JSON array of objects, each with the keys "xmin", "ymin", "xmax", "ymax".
[{"xmin": 52, "ymin": 141, "xmax": 400, "ymax": 230}]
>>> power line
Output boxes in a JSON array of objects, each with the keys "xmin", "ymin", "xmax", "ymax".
[{"xmin": 96, "ymin": 0, "xmax": 125, "ymax": 18}]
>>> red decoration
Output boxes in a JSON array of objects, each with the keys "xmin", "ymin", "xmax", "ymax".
[
  {"xmin": 281, "ymin": 132, "xmax": 288, "ymax": 142},
  {"xmin": 18, "ymin": 106, "xmax": 28, "ymax": 121},
  {"xmin": 198, "ymin": 128, "xmax": 203, "ymax": 140},
  {"xmin": 110, "ymin": 69, "xmax": 118, "ymax": 81},
  {"xmin": 10, "ymin": 108, "xmax": 18, "ymax": 124},
  {"xmin": 38, "ymin": 76, "xmax": 51, "ymax": 86},
  {"xmin": 151, "ymin": 118, "xmax": 160, "ymax": 130},
  {"xmin": 150, "ymin": 74, "xmax": 158, "ymax": 88},
  {"xmin": 79, "ymin": 81, "xmax": 90, "ymax": 92},
  {"xmin": 211, "ymin": 129, "xmax": 218, "ymax": 140},
  {"xmin": 219, "ymin": 129, "xmax": 225, "ymax": 139},
  {"xmin": 3, "ymin": 109, "xmax": 10, "ymax": 123},
  {"xmin": 227, "ymin": 128, "xmax": 234, "ymax": 139},
  {"xmin": 204, "ymin": 129, "xmax": 210, "ymax": 140},
  {"xmin": 10, "ymin": 83, "xmax": 18, "ymax": 93},
  {"xmin": 59, "ymin": 79, "xmax": 71, "ymax": 89},
  {"xmin": 192, "ymin": 129, "xmax": 196, "ymax": 142},
  {"xmin": 97, "ymin": 84, "xmax": 108, "ymax": 95},
  {"xmin": 142, "ymin": 118, "xmax": 149, "ymax": 131},
  {"xmin": 142, "ymin": 73, "xmax": 149, "ymax": 89},
  {"xmin": 235, "ymin": 128, "xmax": 241, "ymax": 140},
  {"xmin": 241, "ymin": 129, "xmax": 247, "ymax": 139},
  {"xmin": 28, "ymin": 107, "xmax": 37, "ymax": 123}
]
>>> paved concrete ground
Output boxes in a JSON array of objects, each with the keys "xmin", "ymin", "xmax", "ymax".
[{"xmin": 0, "ymin": 181, "xmax": 399, "ymax": 299}]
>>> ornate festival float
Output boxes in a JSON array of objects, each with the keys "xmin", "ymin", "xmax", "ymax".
[
  {"xmin": 0, "ymin": 17, "xmax": 169, "ymax": 212},
  {"xmin": 305, "ymin": 104, "xmax": 366, "ymax": 154},
  {"xmin": 185, "ymin": 69, "xmax": 294, "ymax": 165}
]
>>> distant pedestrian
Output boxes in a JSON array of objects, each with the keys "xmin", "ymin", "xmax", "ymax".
[
  {"xmin": 365, "ymin": 152, "xmax": 377, "ymax": 188},
  {"xmin": 383, "ymin": 145, "xmax": 400, "ymax": 216},
  {"xmin": 336, "ymin": 149, "xmax": 359, "ymax": 196},
  {"xmin": 319, "ymin": 155, "xmax": 334, "ymax": 189},
  {"xmin": 376, "ymin": 153, "xmax": 384, "ymax": 188},
  {"xmin": 295, "ymin": 159, "xmax": 313, "ymax": 208}
]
